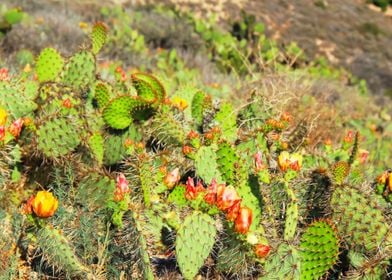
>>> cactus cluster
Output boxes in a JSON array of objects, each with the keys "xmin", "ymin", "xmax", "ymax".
[{"xmin": 0, "ymin": 18, "xmax": 391, "ymax": 280}]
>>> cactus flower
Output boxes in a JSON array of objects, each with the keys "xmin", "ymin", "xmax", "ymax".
[
  {"xmin": 182, "ymin": 145, "xmax": 193, "ymax": 155},
  {"xmin": 255, "ymin": 244, "xmax": 271, "ymax": 258},
  {"xmin": 31, "ymin": 191, "xmax": 59, "ymax": 218},
  {"xmin": 289, "ymin": 153, "xmax": 302, "ymax": 171},
  {"xmin": 114, "ymin": 173, "xmax": 130, "ymax": 201},
  {"xmin": 204, "ymin": 178, "xmax": 218, "ymax": 205},
  {"xmin": 62, "ymin": 98, "xmax": 72, "ymax": 108},
  {"xmin": 278, "ymin": 151, "xmax": 290, "ymax": 172},
  {"xmin": 254, "ymin": 151, "xmax": 266, "ymax": 172},
  {"xmin": 164, "ymin": 168, "xmax": 180, "ymax": 189},
  {"xmin": 343, "ymin": 130, "xmax": 354, "ymax": 143},
  {"xmin": 0, "ymin": 125, "xmax": 5, "ymax": 141},
  {"xmin": 226, "ymin": 200, "xmax": 241, "ymax": 221},
  {"xmin": 0, "ymin": 68, "xmax": 9, "ymax": 81},
  {"xmin": 8, "ymin": 118, "xmax": 24, "ymax": 138},
  {"xmin": 388, "ymin": 175, "xmax": 392, "ymax": 192},
  {"xmin": 359, "ymin": 149, "xmax": 369, "ymax": 164},
  {"xmin": 377, "ymin": 171, "xmax": 389, "ymax": 185},
  {"xmin": 0, "ymin": 108, "xmax": 7, "ymax": 126},
  {"xmin": 172, "ymin": 96, "xmax": 188, "ymax": 110},
  {"xmin": 234, "ymin": 207, "xmax": 252, "ymax": 234},
  {"xmin": 216, "ymin": 186, "xmax": 241, "ymax": 211},
  {"xmin": 185, "ymin": 177, "xmax": 205, "ymax": 200}
]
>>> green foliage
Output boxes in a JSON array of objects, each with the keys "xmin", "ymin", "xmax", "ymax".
[
  {"xmin": 299, "ymin": 220, "xmax": 339, "ymax": 280},
  {"xmin": 176, "ymin": 212, "xmax": 216, "ymax": 280}
]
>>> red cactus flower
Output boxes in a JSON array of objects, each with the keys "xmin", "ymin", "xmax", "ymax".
[
  {"xmin": 226, "ymin": 199, "xmax": 241, "ymax": 221},
  {"xmin": 0, "ymin": 125, "xmax": 5, "ymax": 141},
  {"xmin": 216, "ymin": 186, "xmax": 241, "ymax": 211},
  {"xmin": 344, "ymin": 130, "xmax": 354, "ymax": 143},
  {"xmin": 185, "ymin": 177, "xmax": 204, "ymax": 200},
  {"xmin": 8, "ymin": 118, "xmax": 24, "ymax": 138},
  {"xmin": 114, "ymin": 173, "xmax": 130, "ymax": 201},
  {"xmin": 359, "ymin": 149, "xmax": 369, "ymax": 164},
  {"xmin": 0, "ymin": 68, "xmax": 9, "ymax": 81},
  {"xmin": 255, "ymin": 244, "xmax": 271, "ymax": 258},
  {"xmin": 234, "ymin": 207, "xmax": 252, "ymax": 234},
  {"xmin": 204, "ymin": 178, "xmax": 218, "ymax": 205}
]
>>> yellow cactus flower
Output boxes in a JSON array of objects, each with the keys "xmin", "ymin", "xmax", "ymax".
[
  {"xmin": 171, "ymin": 96, "xmax": 188, "ymax": 110},
  {"xmin": 0, "ymin": 107, "xmax": 7, "ymax": 126},
  {"xmin": 278, "ymin": 151, "xmax": 290, "ymax": 171},
  {"xmin": 32, "ymin": 191, "xmax": 59, "ymax": 218}
]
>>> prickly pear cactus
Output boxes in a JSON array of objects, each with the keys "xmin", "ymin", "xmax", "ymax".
[
  {"xmin": 61, "ymin": 50, "xmax": 96, "ymax": 90},
  {"xmin": 299, "ymin": 220, "xmax": 339, "ymax": 280},
  {"xmin": 91, "ymin": 22, "xmax": 108, "ymax": 55},
  {"xmin": 331, "ymin": 186, "xmax": 389, "ymax": 252},
  {"xmin": 36, "ymin": 48, "xmax": 64, "ymax": 83},
  {"xmin": 35, "ymin": 226, "xmax": 91, "ymax": 278},
  {"xmin": 195, "ymin": 145, "xmax": 223, "ymax": 183},
  {"xmin": 176, "ymin": 212, "xmax": 217, "ymax": 280}
]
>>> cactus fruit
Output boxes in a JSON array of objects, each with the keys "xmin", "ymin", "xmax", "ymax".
[
  {"xmin": 36, "ymin": 48, "xmax": 64, "ymax": 83},
  {"xmin": 91, "ymin": 22, "xmax": 108, "ymax": 55},
  {"xmin": 331, "ymin": 186, "xmax": 389, "ymax": 252},
  {"xmin": 35, "ymin": 225, "xmax": 91, "ymax": 277},
  {"xmin": 176, "ymin": 212, "xmax": 216, "ymax": 280},
  {"xmin": 131, "ymin": 72, "xmax": 166, "ymax": 103},
  {"xmin": 61, "ymin": 50, "xmax": 96, "ymax": 90},
  {"xmin": 299, "ymin": 220, "xmax": 339, "ymax": 280}
]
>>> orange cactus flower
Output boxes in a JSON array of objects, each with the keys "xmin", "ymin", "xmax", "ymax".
[
  {"xmin": 289, "ymin": 153, "xmax": 302, "ymax": 171},
  {"xmin": 377, "ymin": 171, "xmax": 389, "ymax": 185},
  {"xmin": 164, "ymin": 168, "xmax": 180, "ymax": 189},
  {"xmin": 187, "ymin": 130, "xmax": 199, "ymax": 139},
  {"xmin": 226, "ymin": 200, "xmax": 241, "ymax": 221},
  {"xmin": 343, "ymin": 130, "xmax": 354, "ymax": 143},
  {"xmin": 62, "ymin": 98, "xmax": 72, "ymax": 108},
  {"xmin": 31, "ymin": 191, "xmax": 59, "ymax": 218},
  {"xmin": 234, "ymin": 207, "xmax": 252, "ymax": 234},
  {"xmin": 182, "ymin": 145, "xmax": 193, "ymax": 155},
  {"xmin": 172, "ymin": 97, "xmax": 188, "ymax": 111},
  {"xmin": 255, "ymin": 244, "xmax": 271, "ymax": 258},
  {"xmin": 216, "ymin": 186, "xmax": 241, "ymax": 211},
  {"xmin": 388, "ymin": 175, "xmax": 392, "ymax": 192},
  {"xmin": 359, "ymin": 149, "xmax": 369, "ymax": 164},
  {"xmin": 0, "ymin": 68, "xmax": 9, "ymax": 81},
  {"xmin": 8, "ymin": 118, "xmax": 24, "ymax": 138},
  {"xmin": 204, "ymin": 178, "xmax": 218, "ymax": 205}
]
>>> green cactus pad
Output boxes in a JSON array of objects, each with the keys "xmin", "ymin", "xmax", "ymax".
[
  {"xmin": 299, "ymin": 220, "xmax": 339, "ymax": 280},
  {"xmin": 36, "ymin": 226, "xmax": 91, "ymax": 277},
  {"xmin": 61, "ymin": 50, "xmax": 96, "ymax": 90},
  {"xmin": 195, "ymin": 145, "xmax": 223, "ymax": 183},
  {"xmin": 167, "ymin": 185, "xmax": 187, "ymax": 206},
  {"xmin": 214, "ymin": 102, "xmax": 237, "ymax": 143},
  {"xmin": 332, "ymin": 161, "xmax": 350, "ymax": 185},
  {"xmin": 284, "ymin": 186, "xmax": 298, "ymax": 241},
  {"xmin": 176, "ymin": 212, "xmax": 217, "ymax": 280},
  {"xmin": 149, "ymin": 109, "xmax": 186, "ymax": 145},
  {"xmin": 37, "ymin": 117, "xmax": 82, "ymax": 158},
  {"xmin": 0, "ymin": 81, "xmax": 37, "ymax": 118},
  {"xmin": 91, "ymin": 22, "xmax": 107, "ymax": 55},
  {"xmin": 76, "ymin": 173, "xmax": 115, "ymax": 209},
  {"xmin": 331, "ymin": 186, "xmax": 389, "ymax": 252},
  {"xmin": 36, "ymin": 48, "xmax": 64, "ymax": 83},
  {"xmin": 131, "ymin": 72, "xmax": 165, "ymax": 103},
  {"xmin": 103, "ymin": 125, "xmax": 141, "ymax": 165},
  {"xmin": 261, "ymin": 243, "xmax": 300, "ymax": 280},
  {"xmin": 216, "ymin": 142, "xmax": 239, "ymax": 185},
  {"xmin": 191, "ymin": 91, "xmax": 210, "ymax": 128},
  {"xmin": 103, "ymin": 95, "xmax": 134, "ymax": 129},
  {"xmin": 87, "ymin": 133, "xmax": 104, "ymax": 165},
  {"xmin": 94, "ymin": 82, "xmax": 112, "ymax": 109}
]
